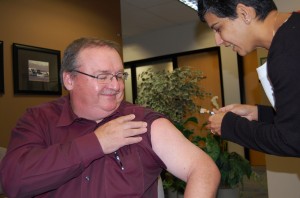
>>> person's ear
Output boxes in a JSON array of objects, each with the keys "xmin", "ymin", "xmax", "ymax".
[
  {"xmin": 236, "ymin": 3, "xmax": 255, "ymax": 24},
  {"xmin": 63, "ymin": 71, "xmax": 74, "ymax": 91}
]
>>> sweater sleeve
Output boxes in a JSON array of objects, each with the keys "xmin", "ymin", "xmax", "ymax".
[
  {"xmin": 221, "ymin": 110, "xmax": 300, "ymax": 157},
  {"xmin": 257, "ymin": 105, "xmax": 275, "ymax": 123}
]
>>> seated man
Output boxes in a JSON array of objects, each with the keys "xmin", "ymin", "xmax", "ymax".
[{"xmin": 0, "ymin": 37, "xmax": 220, "ymax": 198}]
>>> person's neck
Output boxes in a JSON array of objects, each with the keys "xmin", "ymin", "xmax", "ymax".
[
  {"xmin": 260, "ymin": 11, "xmax": 291, "ymax": 49},
  {"xmin": 71, "ymin": 101, "xmax": 109, "ymax": 123},
  {"xmin": 273, "ymin": 11, "xmax": 291, "ymax": 36},
  {"xmin": 272, "ymin": 11, "xmax": 279, "ymax": 36}
]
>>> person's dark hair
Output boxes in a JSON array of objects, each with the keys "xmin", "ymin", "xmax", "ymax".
[
  {"xmin": 60, "ymin": 37, "xmax": 121, "ymax": 85},
  {"xmin": 197, "ymin": 0, "xmax": 277, "ymax": 22}
]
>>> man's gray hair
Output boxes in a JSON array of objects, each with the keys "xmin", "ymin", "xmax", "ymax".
[{"xmin": 60, "ymin": 37, "xmax": 121, "ymax": 85}]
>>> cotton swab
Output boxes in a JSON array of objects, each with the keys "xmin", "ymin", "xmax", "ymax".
[{"xmin": 199, "ymin": 107, "xmax": 215, "ymax": 115}]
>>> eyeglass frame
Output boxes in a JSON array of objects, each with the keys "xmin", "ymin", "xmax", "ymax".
[{"xmin": 72, "ymin": 69, "xmax": 129, "ymax": 83}]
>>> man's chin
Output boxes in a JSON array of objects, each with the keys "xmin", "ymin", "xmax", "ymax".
[
  {"xmin": 236, "ymin": 50, "xmax": 247, "ymax": 56},
  {"xmin": 102, "ymin": 101, "xmax": 121, "ymax": 111}
]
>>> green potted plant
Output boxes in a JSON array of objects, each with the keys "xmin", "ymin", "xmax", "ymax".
[
  {"xmin": 136, "ymin": 67, "xmax": 255, "ymax": 197},
  {"xmin": 202, "ymin": 132, "xmax": 254, "ymax": 197},
  {"xmin": 135, "ymin": 67, "xmax": 209, "ymax": 124},
  {"xmin": 166, "ymin": 117, "xmax": 254, "ymax": 197}
]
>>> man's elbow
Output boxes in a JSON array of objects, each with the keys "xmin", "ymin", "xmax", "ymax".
[
  {"xmin": 0, "ymin": 176, "xmax": 22, "ymax": 198},
  {"xmin": 195, "ymin": 155, "xmax": 220, "ymax": 190},
  {"xmin": 0, "ymin": 165, "xmax": 26, "ymax": 198},
  {"xmin": 210, "ymin": 164, "xmax": 221, "ymax": 187}
]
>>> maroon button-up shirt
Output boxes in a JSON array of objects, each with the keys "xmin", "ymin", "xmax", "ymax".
[{"xmin": 0, "ymin": 96, "xmax": 166, "ymax": 198}]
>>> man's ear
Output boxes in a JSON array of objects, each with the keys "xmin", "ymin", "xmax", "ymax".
[
  {"xmin": 63, "ymin": 71, "xmax": 74, "ymax": 91},
  {"xmin": 236, "ymin": 3, "xmax": 255, "ymax": 24}
]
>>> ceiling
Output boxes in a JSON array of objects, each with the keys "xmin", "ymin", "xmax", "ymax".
[{"xmin": 120, "ymin": 0, "xmax": 199, "ymax": 39}]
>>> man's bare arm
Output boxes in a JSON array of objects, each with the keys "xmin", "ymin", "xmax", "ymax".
[{"xmin": 151, "ymin": 118, "xmax": 220, "ymax": 197}]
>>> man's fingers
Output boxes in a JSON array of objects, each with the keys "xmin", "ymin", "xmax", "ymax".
[
  {"xmin": 123, "ymin": 128, "xmax": 148, "ymax": 137},
  {"xmin": 115, "ymin": 114, "xmax": 136, "ymax": 122},
  {"xmin": 123, "ymin": 120, "xmax": 148, "ymax": 130},
  {"xmin": 124, "ymin": 136, "xmax": 143, "ymax": 145},
  {"xmin": 115, "ymin": 114, "xmax": 148, "ymax": 128},
  {"xmin": 95, "ymin": 115, "xmax": 148, "ymax": 154}
]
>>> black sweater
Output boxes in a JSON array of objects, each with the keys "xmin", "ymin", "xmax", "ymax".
[{"xmin": 222, "ymin": 12, "xmax": 300, "ymax": 157}]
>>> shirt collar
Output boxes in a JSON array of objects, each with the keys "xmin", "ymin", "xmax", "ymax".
[
  {"xmin": 56, "ymin": 96, "xmax": 128, "ymax": 127},
  {"xmin": 57, "ymin": 95, "xmax": 79, "ymax": 127}
]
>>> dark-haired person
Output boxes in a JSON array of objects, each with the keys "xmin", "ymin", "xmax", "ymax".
[
  {"xmin": 198, "ymin": 0, "xmax": 300, "ymax": 156},
  {"xmin": 0, "ymin": 37, "xmax": 220, "ymax": 198}
]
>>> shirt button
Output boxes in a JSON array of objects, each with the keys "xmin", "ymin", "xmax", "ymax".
[{"xmin": 85, "ymin": 176, "xmax": 90, "ymax": 181}]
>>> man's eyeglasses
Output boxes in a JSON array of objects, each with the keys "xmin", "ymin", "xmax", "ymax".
[{"xmin": 72, "ymin": 70, "xmax": 129, "ymax": 84}]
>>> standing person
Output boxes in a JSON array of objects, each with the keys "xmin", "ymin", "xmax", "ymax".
[
  {"xmin": 0, "ymin": 37, "xmax": 220, "ymax": 198},
  {"xmin": 198, "ymin": 0, "xmax": 300, "ymax": 156}
]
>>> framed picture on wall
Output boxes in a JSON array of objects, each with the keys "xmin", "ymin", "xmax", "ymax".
[
  {"xmin": 12, "ymin": 43, "xmax": 62, "ymax": 95},
  {"xmin": 0, "ymin": 41, "xmax": 4, "ymax": 94}
]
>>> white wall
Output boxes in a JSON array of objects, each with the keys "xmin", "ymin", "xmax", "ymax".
[
  {"xmin": 122, "ymin": 1, "xmax": 300, "ymax": 197},
  {"xmin": 123, "ymin": 21, "xmax": 215, "ymax": 62}
]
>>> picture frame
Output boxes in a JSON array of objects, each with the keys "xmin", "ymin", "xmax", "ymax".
[
  {"xmin": 0, "ymin": 41, "xmax": 4, "ymax": 94},
  {"xmin": 13, "ymin": 43, "xmax": 62, "ymax": 95}
]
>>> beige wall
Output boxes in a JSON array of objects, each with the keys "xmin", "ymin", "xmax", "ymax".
[{"xmin": 0, "ymin": 0, "xmax": 121, "ymax": 147}]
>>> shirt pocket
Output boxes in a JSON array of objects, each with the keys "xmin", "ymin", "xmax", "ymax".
[{"xmin": 104, "ymin": 146, "xmax": 144, "ymax": 198}]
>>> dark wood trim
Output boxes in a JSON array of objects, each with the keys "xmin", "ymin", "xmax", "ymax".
[{"xmin": 124, "ymin": 47, "xmax": 224, "ymax": 106}]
